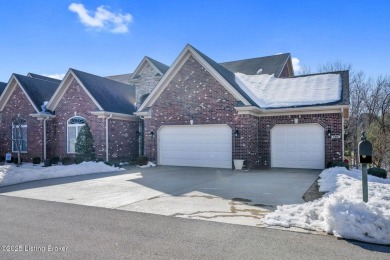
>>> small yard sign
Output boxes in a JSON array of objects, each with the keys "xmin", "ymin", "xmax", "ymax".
[{"xmin": 5, "ymin": 153, "xmax": 11, "ymax": 161}]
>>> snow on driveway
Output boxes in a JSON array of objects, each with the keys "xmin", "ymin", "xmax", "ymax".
[
  {"xmin": 264, "ymin": 167, "xmax": 390, "ymax": 245},
  {"xmin": 0, "ymin": 162, "xmax": 124, "ymax": 187}
]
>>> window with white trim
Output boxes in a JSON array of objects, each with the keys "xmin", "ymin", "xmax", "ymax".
[
  {"xmin": 67, "ymin": 116, "xmax": 86, "ymax": 153},
  {"xmin": 12, "ymin": 120, "xmax": 27, "ymax": 153}
]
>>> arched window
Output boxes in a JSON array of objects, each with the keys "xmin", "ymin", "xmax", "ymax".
[
  {"xmin": 67, "ymin": 116, "xmax": 85, "ymax": 153},
  {"xmin": 12, "ymin": 118, "xmax": 27, "ymax": 152}
]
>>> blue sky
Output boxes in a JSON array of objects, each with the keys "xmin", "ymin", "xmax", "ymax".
[{"xmin": 0, "ymin": 0, "xmax": 389, "ymax": 82}]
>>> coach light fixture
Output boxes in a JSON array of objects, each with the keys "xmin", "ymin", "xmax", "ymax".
[
  {"xmin": 150, "ymin": 130, "xmax": 155, "ymax": 138},
  {"xmin": 327, "ymin": 128, "xmax": 331, "ymax": 138},
  {"xmin": 234, "ymin": 129, "xmax": 240, "ymax": 137}
]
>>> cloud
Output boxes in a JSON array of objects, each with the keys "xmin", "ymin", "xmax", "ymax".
[
  {"xmin": 292, "ymin": 57, "xmax": 302, "ymax": 74},
  {"xmin": 44, "ymin": 73, "xmax": 65, "ymax": 80},
  {"xmin": 69, "ymin": 3, "xmax": 132, "ymax": 33}
]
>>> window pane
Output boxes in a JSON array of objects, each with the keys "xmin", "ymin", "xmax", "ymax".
[{"xmin": 68, "ymin": 126, "xmax": 76, "ymax": 153}]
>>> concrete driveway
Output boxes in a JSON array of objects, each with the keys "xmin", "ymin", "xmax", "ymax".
[{"xmin": 0, "ymin": 166, "xmax": 320, "ymax": 227}]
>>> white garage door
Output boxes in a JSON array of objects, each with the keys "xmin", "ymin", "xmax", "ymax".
[
  {"xmin": 271, "ymin": 124, "xmax": 325, "ymax": 169},
  {"xmin": 159, "ymin": 125, "xmax": 232, "ymax": 168}
]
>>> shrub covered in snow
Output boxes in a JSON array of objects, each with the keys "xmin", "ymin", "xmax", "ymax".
[
  {"xmin": 264, "ymin": 167, "xmax": 390, "ymax": 245},
  {"xmin": 136, "ymin": 155, "xmax": 148, "ymax": 166},
  {"xmin": 368, "ymin": 167, "xmax": 387, "ymax": 179}
]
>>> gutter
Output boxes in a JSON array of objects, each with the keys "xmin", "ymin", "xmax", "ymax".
[{"xmin": 105, "ymin": 113, "xmax": 113, "ymax": 162}]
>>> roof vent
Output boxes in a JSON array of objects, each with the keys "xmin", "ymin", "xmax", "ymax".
[{"xmin": 256, "ymin": 68, "xmax": 263, "ymax": 74}]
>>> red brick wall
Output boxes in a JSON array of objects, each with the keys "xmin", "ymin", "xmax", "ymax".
[
  {"xmin": 143, "ymin": 56, "xmax": 344, "ymax": 169},
  {"xmin": 143, "ymin": 56, "xmax": 260, "ymax": 168},
  {"xmin": 0, "ymin": 84, "xmax": 43, "ymax": 161},
  {"xmin": 258, "ymin": 113, "xmax": 343, "ymax": 167},
  {"xmin": 49, "ymin": 78, "xmax": 138, "ymax": 161},
  {"xmin": 107, "ymin": 119, "xmax": 139, "ymax": 161}
]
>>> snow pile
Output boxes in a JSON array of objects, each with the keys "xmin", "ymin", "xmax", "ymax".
[
  {"xmin": 264, "ymin": 167, "xmax": 390, "ymax": 245},
  {"xmin": 137, "ymin": 162, "xmax": 156, "ymax": 168},
  {"xmin": 0, "ymin": 162, "xmax": 124, "ymax": 187},
  {"xmin": 235, "ymin": 73, "xmax": 341, "ymax": 108}
]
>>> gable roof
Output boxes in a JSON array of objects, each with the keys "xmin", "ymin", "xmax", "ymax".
[
  {"xmin": 0, "ymin": 82, "xmax": 6, "ymax": 96},
  {"xmin": 27, "ymin": 73, "xmax": 62, "ymax": 84},
  {"xmin": 146, "ymin": 56, "xmax": 169, "ymax": 74},
  {"xmin": 220, "ymin": 53, "xmax": 291, "ymax": 77},
  {"xmin": 12, "ymin": 74, "xmax": 60, "ymax": 111},
  {"xmin": 48, "ymin": 69, "xmax": 136, "ymax": 114},
  {"xmin": 130, "ymin": 56, "xmax": 169, "ymax": 80},
  {"xmin": 138, "ymin": 44, "xmax": 349, "ymax": 113},
  {"xmin": 138, "ymin": 44, "xmax": 257, "ymax": 112},
  {"xmin": 189, "ymin": 45, "xmax": 257, "ymax": 106}
]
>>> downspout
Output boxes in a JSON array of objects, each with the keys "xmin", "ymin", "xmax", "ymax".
[
  {"xmin": 43, "ymin": 117, "xmax": 49, "ymax": 160},
  {"xmin": 341, "ymin": 108, "xmax": 345, "ymax": 161},
  {"xmin": 105, "ymin": 113, "xmax": 113, "ymax": 162}
]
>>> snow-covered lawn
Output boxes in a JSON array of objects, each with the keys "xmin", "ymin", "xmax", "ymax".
[
  {"xmin": 0, "ymin": 162, "xmax": 124, "ymax": 187},
  {"xmin": 264, "ymin": 167, "xmax": 390, "ymax": 245}
]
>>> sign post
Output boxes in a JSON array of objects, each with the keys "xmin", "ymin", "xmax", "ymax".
[{"xmin": 358, "ymin": 132, "xmax": 372, "ymax": 203}]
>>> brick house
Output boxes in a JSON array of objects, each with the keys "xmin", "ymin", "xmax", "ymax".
[
  {"xmin": 0, "ymin": 74, "xmax": 60, "ymax": 161},
  {"xmin": 0, "ymin": 44, "xmax": 349, "ymax": 169},
  {"xmin": 44, "ymin": 69, "xmax": 139, "ymax": 162},
  {"xmin": 135, "ymin": 44, "xmax": 349, "ymax": 169}
]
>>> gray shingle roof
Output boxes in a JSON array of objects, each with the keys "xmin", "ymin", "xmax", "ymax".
[
  {"xmin": 0, "ymin": 82, "xmax": 7, "ymax": 96},
  {"xmin": 189, "ymin": 45, "xmax": 257, "ymax": 106},
  {"xmin": 220, "ymin": 53, "xmax": 290, "ymax": 77},
  {"xmin": 146, "ymin": 57, "xmax": 169, "ymax": 74},
  {"xmin": 71, "ymin": 69, "xmax": 136, "ymax": 114},
  {"xmin": 106, "ymin": 73, "xmax": 133, "ymax": 84},
  {"xmin": 27, "ymin": 73, "xmax": 62, "ymax": 84},
  {"xmin": 14, "ymin": 74, "xmax": 60, "ymax": 111}
]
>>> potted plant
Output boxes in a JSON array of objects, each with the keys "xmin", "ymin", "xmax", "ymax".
[{"xmin": 233, "ymin": 159, "xmax": 245, "ymax": 170}]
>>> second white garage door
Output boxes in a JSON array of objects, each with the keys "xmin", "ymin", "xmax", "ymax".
[
  {"xmin": 271, "ymin": 124, "xmax": 325, "ymax": 169},
  {"xmin": 158, "ymin": 125, "xmax": 232, "ymax": 168}
]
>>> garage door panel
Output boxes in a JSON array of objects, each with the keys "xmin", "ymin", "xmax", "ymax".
[
  {"xmin": 271, "ymin": 124, "xmax": 325, "ymax": 169},
  {"xmin": 159, "ymin": 125, "xmax": 232, "ymax": 168}
]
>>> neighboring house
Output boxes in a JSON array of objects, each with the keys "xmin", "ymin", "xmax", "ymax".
[
  {"xmin": 0, "ymin": 82, "xmax": 7, "ymax": 96},
  {"xmin": 136, "ymin": 44, "xmax": 349, "ymax": 170},
  {"xmin": 44, "ymin": 68, "xmax": 138, "ymax": 162},
  {"xmin": 0, "ymin": 74, "xmax": 60, "ymax": 161}
]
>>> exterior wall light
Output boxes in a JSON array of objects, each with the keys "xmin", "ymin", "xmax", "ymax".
[
  {"xmin": 150, "ymin": 130, "xmax": 155, "ymax": 138},
  {"xmin": 327, "ymin": 128, "xmax": 331, "ymax": 138},
  {"xmin": 136, "ymin": 130, "xmax": 141, "ymax": 137},
  {"xmin": 234, "ymin": 129, "xmax": 240, "ymax": 137}
]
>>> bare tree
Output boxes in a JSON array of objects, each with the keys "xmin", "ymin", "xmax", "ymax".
[{"xmin": 364, "ymin": 75, "xmax": 390, "ymax": 169}]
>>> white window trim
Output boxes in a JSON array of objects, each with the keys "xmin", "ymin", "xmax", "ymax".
[
  {"xmin": 12, "ymin": 123, "xmax": 27, "ymax": 153},
  {"xmin": 67, "ymin": 116, "xmax": 86, "ymax": 154}
]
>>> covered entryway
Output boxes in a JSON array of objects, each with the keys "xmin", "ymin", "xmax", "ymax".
[
  {"xmin": 158, "ymin": 125, "xmax": 232, "ymax": 168},
  {"xmin": 271, "ymin": 124, "xmax": 325, "ymax": 169}
]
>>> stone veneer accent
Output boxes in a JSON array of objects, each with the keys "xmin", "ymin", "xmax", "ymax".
[
  {"xmin": 131, "ymin": 63, "xmax": 163, "ymax": 107},
  {"xmin": 0, "ymin": 84, "xmax": 44, "ymax": 161}
]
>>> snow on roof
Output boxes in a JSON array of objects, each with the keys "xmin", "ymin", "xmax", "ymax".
[{"xmin": 234, "ymin": 73, "xmax": 342, "ymax": 108}]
